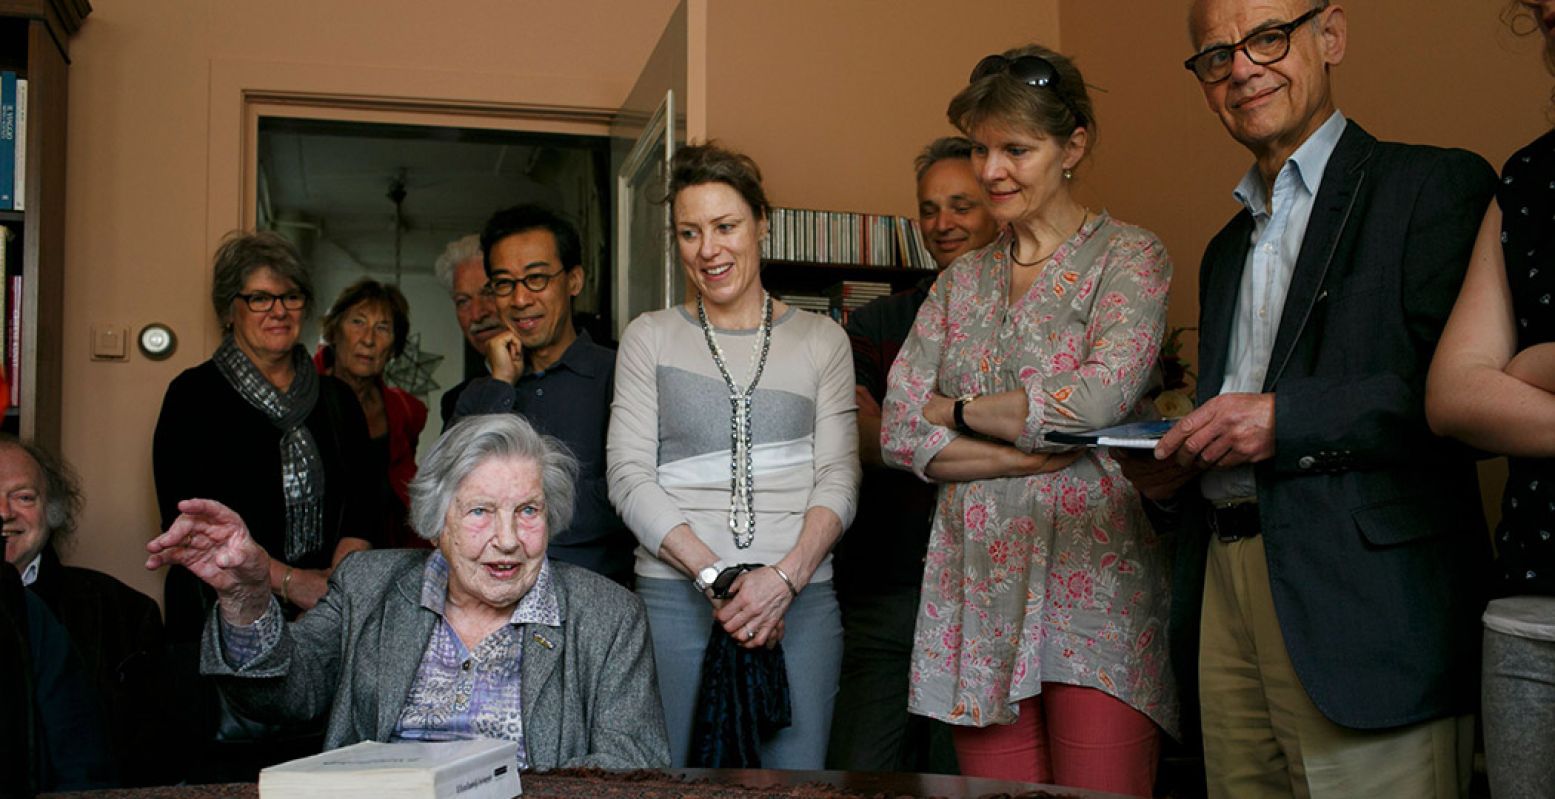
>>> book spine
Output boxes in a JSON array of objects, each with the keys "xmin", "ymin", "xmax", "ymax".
[
  {"xmin": 0, "ymin": 72, "xmax": 15, "ymax": 210},
  {"xmin": 12, "ymin": 79, "xmax": 23, "ymax": 211},
  {"xmin": 9, "ymin": 273, "xmax": 20, "ymax": 407},
  {"xmin": 0, "ymin": 227, "xmax": 8, "ymax": 408},
  {"xmin": 432, "ymin": 755, "xmax": 522, "ymax": 799}
]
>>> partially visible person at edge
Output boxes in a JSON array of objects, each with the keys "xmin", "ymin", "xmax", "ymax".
[
  {"xmin": 450, "ymin": 205, "xmax": 634, "ymax": 586},
  {"xmin": 1, "ymin": 560, "xmax": 113, "ymax": 794},
  {"xmin": 1117, "ymin": 2, "xmax": 1495, "ymax": 797},
  {"xmin": 146, "ymin": 413, "xmax": 670, "ymax": 770},
  {"xmin": 152, "ymin": 229, "xmax": 382, "ymax": 781},
  {"xmin": 315, "ymin": 279, "xmax": 430, "ymax": 549},
  {"xmin": 880, "ymin": 44, "xmax": 1176, "ymax": 798},
  {"xmin": 1427, "ymin": 2, "xmax": 1555, "ymax": 797},
  {"xmin": 2, "ymin": 435, "xmax": 167, "ymax": 786},
  {"xmin": 607, "ymin": 142, "xmax": 860, "ymax": 768},
  {"xmin": 434, "ymin": 234, "xmax": 501, "ymax": 428},
  {"xmin": 826, "ymin": 136, "xmax": 998, "ymax": 775}
]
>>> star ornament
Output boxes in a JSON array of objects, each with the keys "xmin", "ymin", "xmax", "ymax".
[{"xmin": 384, "ymin": 332, "xmax": 443, "ymax": 396}]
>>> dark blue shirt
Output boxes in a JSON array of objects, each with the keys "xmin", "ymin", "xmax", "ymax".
[
  {"xmin": 452, "ymin": 330, "xmax": 634, "ymax": 585},
  {"xmin": 833, "ymin": 277, "xmax": 941, "ymax": 594}
]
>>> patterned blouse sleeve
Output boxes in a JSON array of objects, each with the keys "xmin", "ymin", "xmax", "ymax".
[
  {"xmin": 1014, "ymin": 229, "xmax": 1172, "ymax": 452},
  {"xmin": 881, "ymin": 269, "xmax": 958, "ymax": 481}
]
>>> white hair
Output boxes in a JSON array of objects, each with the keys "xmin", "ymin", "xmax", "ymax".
[{"xmin": 433, "ymin": 234, "xmax": 483, "ymax": 291}]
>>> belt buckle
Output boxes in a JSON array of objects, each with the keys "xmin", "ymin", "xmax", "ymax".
[{"xmin": 1210, "ymin": 498, "xmax": 1256, "ymax": 543}]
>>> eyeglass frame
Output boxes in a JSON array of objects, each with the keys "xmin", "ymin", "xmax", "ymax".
[
  {"xmin": 234, "ymin": 291, "xmax": 308, "ymax": 312},
  {"xmin": 968, "ymin": 54, "xmax": 1087, "ymax": 129},
  {"xmin": 1183, "ymin": 3, "xmax": 1329, "ymax": 84},
  {"xmin": 487, "ymin": 268, "xmax": 572, "ymax": 297}
]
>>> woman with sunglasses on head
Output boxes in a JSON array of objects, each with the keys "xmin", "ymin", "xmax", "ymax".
[
  {"xmin": 881, "ymin": 45, "xmax": 1176, "ymax": 796},
  {"xmin": 151, "ymin": 231, "xmax": 382, "ymax": 779},
  {"xmin": 1427, "ymin": 3, "xmax": 1555, "ymax": 797},
  {"xmin": 607, "ymin": 142, "xmax": 860, "ymax": 768}
]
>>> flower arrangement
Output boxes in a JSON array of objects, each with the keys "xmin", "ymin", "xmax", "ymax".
[{"xmin": 1153, "ymin": 326, "xmax": 1196, "ymax": 419}]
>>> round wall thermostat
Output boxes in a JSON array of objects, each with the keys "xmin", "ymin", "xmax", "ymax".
[{"xmin": 138, "ymin": 323, "xmax": 177, "ymax": 360}]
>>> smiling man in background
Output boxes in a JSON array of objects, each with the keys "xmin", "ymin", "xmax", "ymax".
[
  {"xmin": 827, "ymin": 137, "xmax": 997, "ymax": 774},
  {"xmin": 435, "ymin": 234, "xmax": 503, "ymax": 427},
  {"xmin": 450, "ymin": 205, "xmax": 633, "ymax": 586}
]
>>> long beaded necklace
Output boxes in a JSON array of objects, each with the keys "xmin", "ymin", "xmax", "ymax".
[{"xmin": 697, "ymin": 290, "xmax": 774, "ymax": 549}]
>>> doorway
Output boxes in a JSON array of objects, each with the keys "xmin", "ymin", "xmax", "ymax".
[{"xmin": 256, "ymin": 116, "xmax": 612, "ymax": 452}]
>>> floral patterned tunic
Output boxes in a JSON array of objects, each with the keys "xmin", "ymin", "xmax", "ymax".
[{"xmin": 882, "ymin": 212, "xmax": 1178, "ymax": 736}]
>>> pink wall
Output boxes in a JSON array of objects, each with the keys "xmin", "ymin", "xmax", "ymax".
[
  {"xmin": 61, "ymin": 0, "xmax": 679, "ymax": 599},
  {"xmin": 1059, "ymin": 0, "xmax": 1552, "ymax": 361},
  {"xmin": 58, "ymin": 2, "xmax": 1547, "ymax": 595},
  {"xmin": 703, "ymin": 0, "xmax": 1061, "ymax": 215}
]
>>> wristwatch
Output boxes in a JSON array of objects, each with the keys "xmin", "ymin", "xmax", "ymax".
[
  {"xmin": 953, "ymin": 393, "xmax": 978, "ymax": 433},
  {"xmin": 694, "ymin": 560, "xmax": 728, "ymax": 593}
]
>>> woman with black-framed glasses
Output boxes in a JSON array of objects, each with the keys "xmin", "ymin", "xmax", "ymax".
[
  {"xmin": 150, "ymin": 230, "xmax": 382, "ymax": 780},
  {"xmin": 881, "ymin": 44, "xmax": 1176, "ymax": 796}
]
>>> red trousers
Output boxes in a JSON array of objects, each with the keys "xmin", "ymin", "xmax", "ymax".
[{"xmin": 951, "ymin": 683, "xmax": 1159, "ymax": 798}]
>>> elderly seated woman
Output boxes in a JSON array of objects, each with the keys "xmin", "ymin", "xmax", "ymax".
[{"xmin": 145, "ymin": 414, "xmax": 670, "ymax": 770}]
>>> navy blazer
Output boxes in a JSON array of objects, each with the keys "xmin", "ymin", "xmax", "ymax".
[{"xmin": 1170, "ymin": 121, "xmax": 1496, "ymax": 732}]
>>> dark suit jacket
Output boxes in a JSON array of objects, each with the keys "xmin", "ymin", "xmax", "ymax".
[
  {"xmin": 201, "ymin": 551, "xmax": 670, "ymax": 770},
  {"xmin": 28, "ymin": 546, "xmax": 168, "ymax": 786},
  {"xmin": 1170, "ymin": 121, "xmax": 1496, "ymax": 732}
]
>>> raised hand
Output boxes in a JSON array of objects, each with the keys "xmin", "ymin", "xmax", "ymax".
[
  {"xmin": 146, "ymin": 498, "xmax": 272, "ymax": 624},
  {"xmin": 484, "ymin": 329, "xmax": 526, "ymax": 383}
]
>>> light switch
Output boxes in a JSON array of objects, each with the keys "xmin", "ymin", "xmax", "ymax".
[{"xmin": 91, "ymin": 325, "xmax": 128, "ymax": 361}]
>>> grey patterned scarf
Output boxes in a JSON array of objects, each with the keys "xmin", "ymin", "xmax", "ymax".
[{"xmin": 213, "ymin": 336, "xmax": 325, "ymax": 562}]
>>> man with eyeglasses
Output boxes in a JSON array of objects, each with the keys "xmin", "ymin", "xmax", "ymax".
[
  {"xmin": 434, "ymin": 234, "xmax": 502, "ymax": 428},
  {"xmin": 1118, "ymin": 1, "xmax": 1497, "ymax": 796},
  {"xmin": 451, "ymin": 204, "xmax": 633, "ymax": 586}
]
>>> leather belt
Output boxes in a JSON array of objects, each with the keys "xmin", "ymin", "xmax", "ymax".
[{"xmin": 1207, "ymin": 499, "xmax": 1260, "ymax": 542}]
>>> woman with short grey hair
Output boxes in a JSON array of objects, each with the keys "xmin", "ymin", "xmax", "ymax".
[
  {"xmin": 151, "ymin": 229, "xmax": 382, "ymax": 780},
  {"xmin": 148, "ymin": 413, "xmax": 671, "ymax": 770},
  {"xmin": 408, "ymin": 413, "xmax": 578, "ymax": 543}
]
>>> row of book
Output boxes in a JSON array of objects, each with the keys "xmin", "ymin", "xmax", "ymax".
[
  {"xmin": 780, "ymin": 280, "xmax": 893, "ymax": 325},
  {"xmin": 1, "ymin": 227, "xmax": 19, "ymax": 408},
  {"xmin": 1, "ymin": 71, "xmax": 27, "ymax": 211},
  {"xmin": 761, "ymin": 207, "xmax": 937, "ymax": 270}
]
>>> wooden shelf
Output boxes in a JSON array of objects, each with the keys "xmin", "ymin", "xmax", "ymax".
[
  {"xmin": 762, "ymin": 259, "xmax": 934, "ymax": 294},
  {"xmin": 0, "ymin": 2, "xmax": 90, "ymax": 453}
]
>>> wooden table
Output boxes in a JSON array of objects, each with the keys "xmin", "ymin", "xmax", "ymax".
[{"xmin": 43, "ymin": 767, "xmax": 1133, "ymax": 799}]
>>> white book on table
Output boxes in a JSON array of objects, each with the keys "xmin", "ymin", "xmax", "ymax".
[{"xmin": 259, "ymin": 738, "xmax": 521, "ymax": 799}]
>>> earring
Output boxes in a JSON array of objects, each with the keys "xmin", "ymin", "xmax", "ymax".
[{"xmin": 1063, "ymin": 168, "xmax": 1074, "ymax": 181}]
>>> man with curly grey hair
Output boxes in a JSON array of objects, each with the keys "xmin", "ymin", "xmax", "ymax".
[
  {"xmin": 2, "ymin": 435, "xmax": 167, "ymax": 785},
  {"xmin": 435, "ymin": 234, "xmax": 501, "ymax": 426}
]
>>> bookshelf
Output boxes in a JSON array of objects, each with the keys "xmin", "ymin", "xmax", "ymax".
[
  {"xmin": 0, "ymin": 0, "xmax": 90, "ymax": 453},
  {"xmin": 759, "ymin": 206, "xmax": 938, "ymax": 322},
  {"xmin": 761, "ymin": 259, "xmax": 928, "ymax": 294}
]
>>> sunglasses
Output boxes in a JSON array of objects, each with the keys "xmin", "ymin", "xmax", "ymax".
[{"xmin": 969, "ymin": 54, "xmax": 1087, "ymax": 128}]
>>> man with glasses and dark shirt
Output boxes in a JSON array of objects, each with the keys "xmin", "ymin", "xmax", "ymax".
[
  {"xmin": 827, "ymin": 137, "xmax": 997, "ymax": 773},
  {"xmin": 1117, "ymin": 2, "xmax": 1494, "ymax": 796},
  {"xmin": 452, "ymin": 205, "xmax": 633, "ymax": 586}
]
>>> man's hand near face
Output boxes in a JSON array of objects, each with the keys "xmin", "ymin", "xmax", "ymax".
[{"xmin": 484, "ymin": 329, "xmax": 526, "ymax": 383}]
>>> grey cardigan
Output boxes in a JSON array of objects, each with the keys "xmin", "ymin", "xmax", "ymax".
[{"xmin": 200, "ymin": 550, "xmax": 670, "ymax": 769}]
